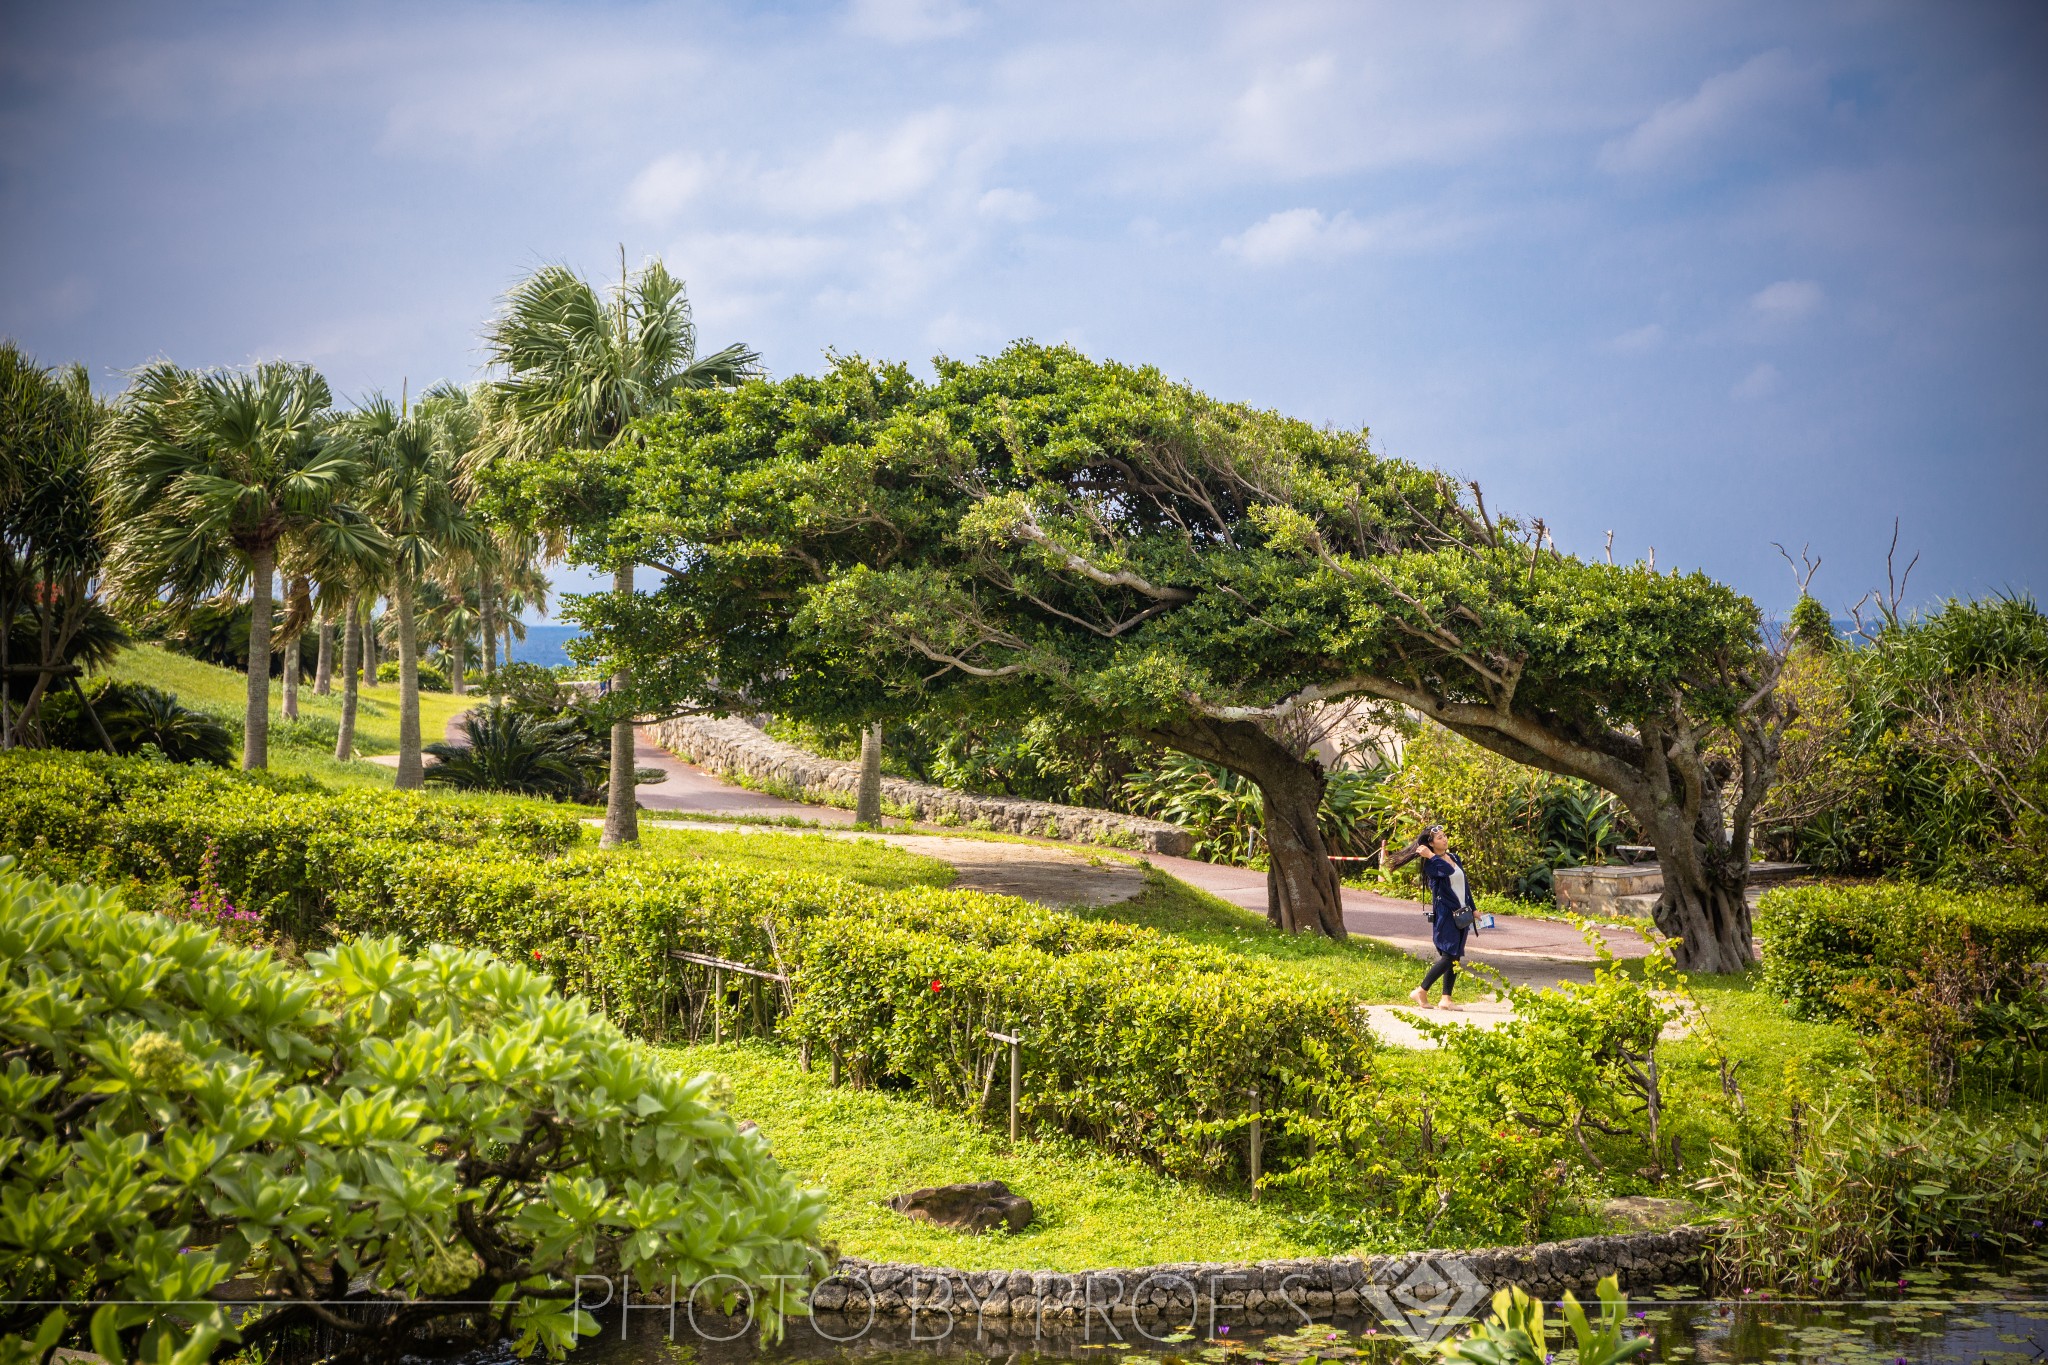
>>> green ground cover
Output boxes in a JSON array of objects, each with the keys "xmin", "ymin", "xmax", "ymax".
[
  {"xmin": 663, "ymin": 1039, "xmax": 1313, "ymax": 1270},
  {"xmin": 630, "ymin": 825, "xmax": 957, "ymax": 892},
  {"xmin": 1089, "ymin": 870, "xmax": 1421, "ymax": 1001}
]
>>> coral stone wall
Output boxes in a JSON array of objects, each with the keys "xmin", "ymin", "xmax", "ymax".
[{"xmin": 645, "ymin": 716, "xmax": 1192, "ymax": 856}]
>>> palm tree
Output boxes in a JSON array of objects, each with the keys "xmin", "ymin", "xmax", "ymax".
[
  {"xmin": 1, "ymin": 344, "xmax": 110, "ymax": 750},
  {"xmin": 482, "ymin": 254, "xmax": 760, "ymax": 846},
  {"xmin": 97, "ymin": 361, "xmax": 370, "ymax": 769},
  {"xmin": 346, "ymin": 392, "xmax": 482, "ymax": 789}
]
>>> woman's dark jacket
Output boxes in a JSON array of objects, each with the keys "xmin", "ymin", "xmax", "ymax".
[{"xmin": 1420, "ymin": 851, "xmax": 1476, "ymax": 957}]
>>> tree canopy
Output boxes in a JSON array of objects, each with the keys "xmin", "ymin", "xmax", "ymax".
[{"xmin": 545, "ymin": 343, "xmax": 1784, "ymax": 967}]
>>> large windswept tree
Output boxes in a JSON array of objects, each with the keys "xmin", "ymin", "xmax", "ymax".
[
  {"xmin": 98, "ymin": 361, "xmax": 372, "ymax": 769},
  {"xmin": 481, "ymin": 255, "xmax": 760, "ymax": 847},
  {"xmin": 561, "ymin": 345, "xmax": 1786, "ymax": 970}
]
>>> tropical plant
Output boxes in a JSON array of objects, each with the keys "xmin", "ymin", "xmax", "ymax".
[
  {"xmin": 425, "ymin": 703, "xmax": 607, "ymax": 802},
  {"xmin": 482, "ymin": 254, "xmax": 761, "ymax": 848},
  {"xmin": 561, "ymin": 345, "xmax": 1785, "ymax": 964},
  {"xmin": 1441, "ymin": 1276, "xmax": 1652, "ymax": 1365},
  {"xmin": 1124, "ymin": 753, "xmax": 1391, "ymax": 866},
  {"xmin": 0, "ymin": 343, "xmax": 116, "ymax": 749},
  {"xmin": 344, "ymin": 393, "xmax": 482, "ymax": 789},
  {"xmin": 82, "ymin": 681, "xmax": 234, "ymax": 765},
  {"xmin": 0, "ymin": 860, "xmax": 827, "ymax": 1363},
  {"xmin": 96, "ymin": 360, "xmax": 376, "ymax": 769}
]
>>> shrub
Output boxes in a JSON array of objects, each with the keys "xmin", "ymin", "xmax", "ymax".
[
  {"xmin": 1755, "ymin": 881, "xmax": 2048, "ymax": 1020},
  {"xmin": 0, "ymin": 862, "xmax": 826, "ymax": 1363},
  {"xmin": 1123, "ymin": 753, "xmax": 1390, "ymax": 865},
  {"xmin": 1372, "ymin": 725, "xmax": 1553, "ymax": 892},
  {"xmin": 37, "ymin": 680, "xmax": 235, "ymax": 766},
  {"xmin": 377, "ymin": 658, "xmax": 450, "ymax": 690}
]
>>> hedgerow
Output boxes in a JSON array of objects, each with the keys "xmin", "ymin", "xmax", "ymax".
[
  {"xmin": 0, "ymin": 861, "xmax": 825, "ymax": 1364},
  {"xmin": 0, "ymin": 751, "xmax": 1375, "ymax": 1182},
  {"xmin": 1755, "ymin": 881, "xmax": 2048, "ymax": 1020}
]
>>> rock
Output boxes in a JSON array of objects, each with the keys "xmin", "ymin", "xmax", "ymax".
[
  {"xmin": 1601, "ymin": 1195, "xmax": 1697, "ymax": 1232},
  {"xmin": 887, "ymin": 1180, "xmax": 1035, "ymax": 1234}
]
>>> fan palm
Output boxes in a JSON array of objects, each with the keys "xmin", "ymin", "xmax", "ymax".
[
  {"xmin": 97, "ymin": 361, "xmax": 373, "ymax": 769},
  {"xmin": 1, "ymin": 345, "xmax": 109, "ymax": 750},
  {"xmin": 345, "ymin": 393, "xmax": 483, "ymax": 789},
  {"xmin": 482, "ymin": 254, "xmax": 760, "ymax": 846},
  {"xmin": 425, "ymin": 704, "xmax": 606, "ymax": 802}
]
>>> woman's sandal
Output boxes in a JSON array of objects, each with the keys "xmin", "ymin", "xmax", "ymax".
[
  {"xmin": 1408, "ymin": 987, "xmax": 1432, "ymax": 1008},
  {"xmin": 1437, "ymin": 997, "xmax": 1461, "ymax": 1010}
]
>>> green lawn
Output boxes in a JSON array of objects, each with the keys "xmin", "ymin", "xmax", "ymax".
[
  {"xmin": 107, "ymin": 642, "xmax": 480, "ymax": 790},
  {"xmin": 664, "ymin": 1040, "xmax": 1314, "ymax": 1270},
  {"xmin": 630, "ymin": 825, "xmax": 956, "ymax": 892}
]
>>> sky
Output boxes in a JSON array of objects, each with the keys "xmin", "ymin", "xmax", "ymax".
[{"xmin": 3, "ymin": 0, "xmax": 2044, "ymax": 619}]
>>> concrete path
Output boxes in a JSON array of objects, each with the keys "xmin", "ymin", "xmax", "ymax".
[{"xmin": 1142, "ymin": 851, "xmax": 1655, "ymax": 989}]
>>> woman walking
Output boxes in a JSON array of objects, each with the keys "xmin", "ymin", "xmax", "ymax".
[{"xmin": 1400, "ymin": 824, "xmax": 1476, "ymax": 1010}]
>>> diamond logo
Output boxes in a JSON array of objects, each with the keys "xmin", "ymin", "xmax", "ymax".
[{"xmin": 1360, "ymin": 1257, "xmax": 1492, "ymax": 1345}]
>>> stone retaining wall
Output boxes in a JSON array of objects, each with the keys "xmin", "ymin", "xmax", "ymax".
[
  {"xmin": 808, "ymin": 1226, "xmax": 1711, "ymax": 1322},
  {"xmin": 646, "ymin": 716, "xmax": 1192, "ymax": 857}
]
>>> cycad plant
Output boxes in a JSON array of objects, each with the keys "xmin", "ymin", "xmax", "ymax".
[
  {"xmin": 345, "ymin": 394, "xmax": 482, "ymax": 789},
  {"xmin": 425, "ymin": 704, "xmax": 606, "ymax": 802},
  {"xmin": 97, "ymin": 362, "xmax": 373, "ymax": 769},
  {"xmin": 483, "ymin": 254, "xmax": 760, "ymax": 846}
]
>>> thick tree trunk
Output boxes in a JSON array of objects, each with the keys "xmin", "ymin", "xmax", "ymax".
[
  {"xmin": 1638, "ymin": 799, "xmax": 1756, "ymax": 974},
  {"xmin": 243, "ymin": 543, "xmax": 274, "ymax": 770},
  {"xmin": 450, "ymin": 633, "xmax": 466, "ymax": 696},
  {"xmin": 315, "ymin": 615, "xmax": 334, "ymax": 695},
  {"xmin": 335, "ymin": 601, "xmax": 361, "ymax": 762},
  {"xmin": 601, "ymin": 564, "xmax": 639, "ymax": 847},
  {"xmin": 1149, "ymin": 716, "xmax": 1348, "ymax": 940},
  {"xmin": 856, "ymin": 722, "xmax": 884, "ymax": 825},
  {"xmin": 364, "ymin": 610, "xmax": 380, "ymax": 687},
  {"xmin": 395, "ymin": 585, "xmax": 423, "ymax": 791}
]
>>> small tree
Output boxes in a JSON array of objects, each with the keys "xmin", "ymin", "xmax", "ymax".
[
  {"xmin": 568, "ymin": 346, "xmax": 1785, "ymax": 967},
  {"xmin": 98, "ymin": 362, "xmax": 370, "ymax": 769}
]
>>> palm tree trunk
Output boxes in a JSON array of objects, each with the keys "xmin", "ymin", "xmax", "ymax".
[
  {"xmin": 601, "ymin": 563, "xmax": 639, "ymax": 847},
  {"xmin": 335, "ymin": 600, "xmax": 361, "ymax": 761},
  {"xmin": 480, "ymin": 570, "xmax": 499, "ymax": 698},
  {"xmin": 395, "ymin": 584, "xmax": 423, "ymax": 791},
  {"xmin": 364, "ymin": 609, "xmax": 380, "ymax": 687},
  {"xmin": 315, "ymin": 613, "xmax": 334, "ymax": 695},
  {"xmin": 244, "ymin": 542, "xmax": 275, "ymax": 770},
  {"xmin": 283, "ymin": 631, "xmax": 301, "ymax": 721},
  {"xmin": 450, "ymin": 633, "xmax": 466, "ymax": 696}
]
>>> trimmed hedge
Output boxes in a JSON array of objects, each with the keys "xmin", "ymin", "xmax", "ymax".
[
  {"xmin": 1756, "ymin": 881, "xmax": 2048, "ymax": 1019},
  {"xmin": 0, "ymin": 751, "xmax": 1375, "ymax": 1181}
]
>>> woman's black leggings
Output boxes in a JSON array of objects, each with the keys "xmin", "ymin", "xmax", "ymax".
[{"xmin": 1421, "ymin": 952, "xmax": 1458, "ymax": 996}]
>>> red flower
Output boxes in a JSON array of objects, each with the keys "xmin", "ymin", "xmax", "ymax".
[
  {"xmin": 930, "ymin": 979, "xmax": 943, "ymax": 993},
  {"xmin": 532, "ymin": 949, "xmax": 544, "ymax": 962}
]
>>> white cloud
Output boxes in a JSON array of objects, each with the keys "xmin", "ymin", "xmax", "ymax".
[
  {"xmin": 664, "ymin": 231, "xmax": 844, "ymax": 287},
  {"xmin": 1731, "ymin": 362, "xmax": 1782, "ymax": 401},
  {"xmin": 1598, "ymin": 50, "xmax": 1819, "ymax": 176},
  {"xmin": 1749, "ymin": 278, "xmax": 1824, "ymax": 321},
  {"xmin": 1608, "ymin": 323, "xmax": 1665, "ymax": 353},
  {"xmin": 845, "ymin": 0, "xmax": 977, "ymax": 43},
  {"xmin": 623, "ymin": 153, "xmax": 715, "ymax": 223},
  {"xmin": 1221, "ymin": 205, "xmax": 1477, "ymax": 267},
  {"xmin": 754, "ymin": 111, "xmax": 960, "ymax": 217},
  {"xmin": 976, "ymin": 187, "xmax": 1044, "ymax": 222}
]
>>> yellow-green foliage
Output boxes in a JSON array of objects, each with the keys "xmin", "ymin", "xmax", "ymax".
[
  {"xmin": 0, "ymin": 862, "xmax": 824, "ymax": 1362},
  {"xmin": 1375, "ymin": 724, "xmax": 1549, "ymax": 892}
]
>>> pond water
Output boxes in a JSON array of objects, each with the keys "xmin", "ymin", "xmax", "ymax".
[{"xmin": 542, "ymin": 1248, "xmax": 2048, "ymax": 1365}]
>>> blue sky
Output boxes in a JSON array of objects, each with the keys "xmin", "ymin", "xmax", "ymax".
[{"xmin": 3, "ymin": 0, "xmax": 2043, "ymax": 618}]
